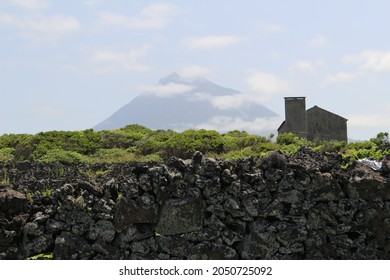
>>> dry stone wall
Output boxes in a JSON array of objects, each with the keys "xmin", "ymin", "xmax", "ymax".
[{"xmin": 1, "ymin": 148, "xmax": 390, "ymax": 260}]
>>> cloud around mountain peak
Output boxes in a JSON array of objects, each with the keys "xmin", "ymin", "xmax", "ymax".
[{"xmin": 94, "ymin": 73, "xmax": 281, "ymax": 134}]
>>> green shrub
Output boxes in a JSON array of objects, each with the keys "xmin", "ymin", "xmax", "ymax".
[
  {"xmin": 222, "ymin": 130, "xmax": 268, "ymax": 152},
  {"xmin": 137, "ymin": 153, "xmax": 163, "ymax": 163},
  {"xmin": 27, "ymin": 253, "xmax": 53, "ymax": 260},
  {"xmin": 313, "ymin": 140, "xmax": 347, "ymax": 153},
  {"xmin": 2, "ymin": 125, "xmax": 389, "ymax": 163},
  {"xmin": 370, "ymin": 132, "xmax": 389, "ymax": 146},
  {"xmin": 89, "ymin": 148, "xmax": 136, "ymax": 163},
  {"xmin": 0, "ymin": 148, "xmax": 15, "ymax": 161},
  {"xmin": 252, "ymin": 142, "xmax": 280, "ymax": 155},
  {"xmin": 213, "ymin": 147, "xmax": 255, "ymax": 160},
  {"xmin": 277, "ymin": 133, "xmax": 300, "ymax": 145},
  {"xmin": 38, "ymin": 149, "xmax": 87, "ymax": 164},
  {"xmin": 280, "ymin": 144, "xmax": 301, "ymax": 155},
  {"xmin": 137, "ymin": 129, "xmax": 177, "ymax": 155},
  {"xmin": 164, "ymin": 129, "xmax": 224, "ymax": 159}
]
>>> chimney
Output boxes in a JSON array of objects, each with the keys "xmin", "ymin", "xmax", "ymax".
[{"xmin": 284, "ymin": 97, "xmax": 307, "ymax": 138}]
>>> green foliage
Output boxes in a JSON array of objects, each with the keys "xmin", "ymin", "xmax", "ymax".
[
  {"xmin": 120, "ymin": 124, "xmax": 153, "ymax": 134},
  {"xmin": 89, "ymin": 148, "xmax": 136, "ymax": 163},
  {"xmin": 252, "ymin": 142, "xmax": 281, "ymax": 156},
  {"xmin": 1, "ymin": 168, "xmax": 10, "ymax": 186},
  {"xmin": 0, "ymin": 126, "xmax": 389, "ymax": 164},
  {"xmin": 26, "ymin": 192, "xmax": 33, "ymax": 203},
  {"xmin": 137, "ymin": 153, "xmax": 163, "ymax": 163},
  {"xmin": 223, "ymin": 130, "xmax": 268, "ymax": 152},
  {"xmin": 276, "ymin": 133, "xmax": 300, "ymax": 145},
  {"xmin": 341, "ymin": 133, "xmax": 389, "ymax": 163},
  {"xmin": 370, "ymin": 132, "xmax": 389, "ymax": 151},
  {"xmin": 0, "ymin": 134, "xmax": 37, "ymax": 161},
  {"xmin": 137, "ymin": 129, "xmax": 177, "ymax": 156},
  {"xmin": 344, "ymin": 146, "xmax": 383, "ymax": 161},
  {"xmin": 371, "ymin": 132, "xmax": 389, "ymax": 144},
  {"xmin": 38, "ymin": 149, "xmax": 87, "ymax": 164},
  {"xmin": 164, "ymin": 129, "xmax": 224, "ymax": 158},
  {"xmin": 0, "ymin": 148, "xmax": 15, "ymax": 161},
  {"xmin": 280, "ymin": 144, "xmax": 301, "ymax": 155},
  {"xmin": 42, "ymin": 188, "xmax": 53, "ymax": 198},
  {"xmin": 27, "ymin": 252, "xmax": 53, "ymax": 260},
  {"xmin": 212, "ymin": 147, "xmax": 255, "ymax": 160},
  {"xmin": 80, "ymin": 168, "xmax": 109, "ymax": 178},
  {"xmin": 313, "ymin": 140, "xmax": 347, "ymax": 153}
]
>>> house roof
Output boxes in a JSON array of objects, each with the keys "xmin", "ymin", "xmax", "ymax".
[
  {"xmin": 307, "ymin": 105, "xmax": 348, "ymax": 121},
  {"xmin": 277, "ymin": 105, "xmax": 347, "ymax": 132},
  {"xmin": 277, "ymin": 120, "xmax": 286, "ymax": 132}
]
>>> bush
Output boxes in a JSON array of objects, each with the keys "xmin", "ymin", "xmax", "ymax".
[
  {"xmin": 137, "ymin": 130, "xmax": 177, "ymax": 156},
  {"xmin": 89, "ymin": 148, "xmax": 136, "ymax": 163},
  {"xmin": 38, "ymin": 149, "xmax": 87, "ymax": 164},
  {"xmin": 313, "ymin": 140, "xmax": 347, "ymax": 153},
  {"xmin": 2, "ymin": 125, "xmax": 389, "ymax": 163},
  {"xmin": 136, "ymin": 153, "xmax": 163, "ymax": 163},
  {"xmin": 370, "ymin": 132, "xmax": 389, "ymax": 146},
  {"xmin": 164, "ymin": 129, "xmax": 224, "ymax": 159},
  {"xmin": 277, "ymin": 133, "xmax": 300, "ymax": 145},
  {"xmin": 213, "ymin": 147, "xmax": 255, "ymax": 160},
  {"xmin": 0, "ymin": 148, "xmax": 15, "ymax": 162},
  {"xmin": 223, "ymin": 130, "xmax": 268, "ymax": 152},
  {"xmin": 252, "ymin": 142, "xmax": 280, "ymax": 156}
]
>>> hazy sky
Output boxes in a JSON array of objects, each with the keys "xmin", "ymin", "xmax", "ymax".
[{"xmin": 1, "ymin": 0, "xmax": 389, "ymax": 140}]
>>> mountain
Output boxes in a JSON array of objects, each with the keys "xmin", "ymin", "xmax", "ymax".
[{"xmin": 94, "ymin": 73, "xmax": 281, "ymax": 134}]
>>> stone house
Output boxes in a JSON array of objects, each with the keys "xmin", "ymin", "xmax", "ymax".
[{"xmin": 277, "ymin": 97, "xmax": 348, "ymax": 142}]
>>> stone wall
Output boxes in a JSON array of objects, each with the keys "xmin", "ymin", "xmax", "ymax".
[{"xmin": 1, "ymin": 149, "xmax": 390, "ymax": 260}]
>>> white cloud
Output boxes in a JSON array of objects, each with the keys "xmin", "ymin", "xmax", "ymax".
[
  {"xmin": 182, "ymin": 35, "xmax": 243, "ymax": 50},
  {"xmin": 195, "ymin": 116, "xmax": 283, "ymax": 134},
  {"xmin": 0, "ymin": 13, "xmax": 80, "ymax": 43},
  {"xmin": 191, "ymin": 71, "xmax": 292, "ymax": 110},
  {"xmin": 98, "ymin": 3, "xmax": 179, "ymax": 30},
  {"xmin": 322, "ymin": 72, "xmax": 357, "ymax": 86},
  {"xmin": 289, "ymin": 61, "xmax": 314, "ymax": 73},
  {"xmin": 90, "ymin": 46, "xmax": 150, "ymax": 73},
  {"xmin": 347, "ymin": 113, "xmax": 390, "ymax": 129},
  {"xmin": 9, "ymin": 0, "xmax": 51, "ymax": 10},
  {"xmin": 139, "ymin": 83, "xmax": 194, "ymax": 98},
  {"xmin": 84, "ymin": 0, "xmax": 103, "ymax": 6},
  {"xmin": 193, "ymin": 71, "xmax": 294, "ymax": 110},
  {"xmin": 308, "ymin": 34, "xmax": 327, "ymax": 48},
  {"xmin": 245, "ymin": 71, "xmax": 292, "ymax": 98},
  {"xmin": 259, "ymin": 22, "xmax": 283, "ymax": 34},
  {"xmin": 191, "ymin": 92, "xmax": 244, "ymax": 110},
  {"xmin": 209, "ymin": 95, "xmax": 243, "ymax": 110},
  {"xmin": 289, "ymin": 59, "xmax": 326, "ymax": 73},
  {"xmin": 179, "ymin": 65, "xmax": 213, "ymax": 79},
  {"xmin": 344, "ymin": 50, "xmax": 390, "ymax": 72}
]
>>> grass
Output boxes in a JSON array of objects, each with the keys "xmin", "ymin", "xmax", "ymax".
[{"xmin": 27, "ymin": 252, "xmax": 53, "ymax": 260}]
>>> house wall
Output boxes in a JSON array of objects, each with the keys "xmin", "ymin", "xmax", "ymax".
[{"xmin": 307, "ymin": 107, "xmax": 347, "ymax": 142}]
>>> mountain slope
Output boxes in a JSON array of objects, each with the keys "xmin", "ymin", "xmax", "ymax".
[{"xmin": 94, "ymin": 73, "xmax": 281, "ymax": 133}]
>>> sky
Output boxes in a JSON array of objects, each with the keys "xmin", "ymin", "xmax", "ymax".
[{"xmin": 1, "ymin": 0, "xmax": 389, "ymax": 140}]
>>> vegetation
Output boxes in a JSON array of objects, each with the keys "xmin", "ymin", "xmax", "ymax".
[
  {"xmin": 27, "ymin": 252, "xmax": 53, "ymax": 260},
  {"xmin": 0, "ymin": 125, "xmax": 388, "ymax": 165}
]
